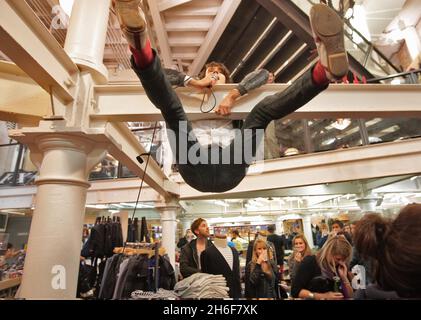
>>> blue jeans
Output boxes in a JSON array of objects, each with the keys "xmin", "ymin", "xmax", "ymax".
[{"xmin": 131, "ymin": 53, "xmax": 328, "ymax": 192}]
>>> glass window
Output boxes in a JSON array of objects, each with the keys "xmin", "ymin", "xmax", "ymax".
[
  {"xmin": 365, "ymin": 118, "xmax": 421, "ymax": 144},
  {"xmin": 89, "ymin": 154, "xmax": 119, "ymax": 180},
  {"xmin": 275, "ymin": 119, "xmax": 305, "ymax": 157},
  {"xmin": 310, "ymin": 118, "xmax": 363, "ymax": 152},
  {"xmin": 120, "ymin": 165, "xmax": 136, "ymax": 178}
]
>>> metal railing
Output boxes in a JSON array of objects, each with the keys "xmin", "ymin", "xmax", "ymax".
[{"xmin": 291, "ymin": 0, "xmax": 401, "ymax": 77}]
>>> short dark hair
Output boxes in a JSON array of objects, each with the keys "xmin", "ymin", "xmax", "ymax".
[
  {"xmin": 191, "ymin": 218, "xmax": 206, "ymax": 237},
  {"xmin": 332, "ymin": 220, "xmax": 344, "ymax": 229},
  {"xmin": 232, "ymin": 229, "xmax": 240, "ymax": 236},
  {"xmin": 199, "ymin": 61, "xmax": 232, "ymax": 83},
  {"xmin": 354, "ymin": 204, "xmax": 421, "ymax": 298},
  {"xmin": 7, "ymin": 242, "xmax": 13, "ymax": 250},
  {"xmin": 267, "ymin": 225, "xmax": 275, "ymax": 233}
]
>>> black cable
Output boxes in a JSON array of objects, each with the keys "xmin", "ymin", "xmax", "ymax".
[
  {"xmin": 199, "ymin": 88, "xmax": 217, "ymax": 113},
  {"xmin": 122, "ymin": 121, "xmax": 159, "ymax": 254}
]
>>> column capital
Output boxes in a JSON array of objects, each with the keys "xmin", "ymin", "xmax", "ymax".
[
  {"xmin": 155, "ymin": 199, "xmax": 181, "ymax": 213},
  {"xmin": 21, "ymin": 133, "xmax": 107, "ymax": 188}
]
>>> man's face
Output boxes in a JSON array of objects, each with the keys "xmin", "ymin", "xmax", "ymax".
[
  {"xmin": 195, "ymin": 221, "xmax": 210, "ymax": 238},
  {"xmin": 205, "ymin": 66, "xmax": 226, "ymax": 84},
  {"xmin": 332, "ymin": 223, "xmax": 343, "ymax": 234}
]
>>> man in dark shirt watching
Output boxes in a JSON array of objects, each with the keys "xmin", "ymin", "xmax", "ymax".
[
  {"xmin": 179, "ymin": 218, "xmax": 212, "ymax": 278},
  {"xmin": 267, "ymin": 225, "xmax": 285, "ymax": 272}
]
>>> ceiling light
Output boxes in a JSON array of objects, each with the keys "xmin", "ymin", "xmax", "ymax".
[
  {"xmin": 331, "ymin": 118, "xmax": 351, "ymax": 130},
  {"xmin": 214, "ymin": 200, "xmax": 229, "ymax": 207},
  {"xmin": 86, "ymin": 204, "xmax": 109, "ymax": 209},
  {"xmin": 59, "ymin": 0, "xmax": 74, "ymax": 17}
]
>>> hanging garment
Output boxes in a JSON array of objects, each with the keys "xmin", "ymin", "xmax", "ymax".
[
  {"xmin": 201, "ymin": 245, "xmax": 241, "ymax": 299},
  {"xmin": 104, "ymin": 223, "xmax": 114, "ymax": 257},
  {"xmin": 83, "ymin": 223, "xmax": 106, "ymax": 258},
  {"xmin": 121, "ymin": 254, "xmax": 150, "ymax": 298},
  {"xmin": 140, "ymin": 217, "xmax": 150, "ymax": 242},
  {"xmin": 112, "ymin": 258, "xmax": 131, "ymax": 300},
  {"xmin": 128, "ymin": 220, "xmax": 138, "ymax": 243}
]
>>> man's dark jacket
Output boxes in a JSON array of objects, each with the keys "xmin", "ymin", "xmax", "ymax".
[{"xmin": 180, "ymin": 238, "xmax": 213, "ymax": 278}]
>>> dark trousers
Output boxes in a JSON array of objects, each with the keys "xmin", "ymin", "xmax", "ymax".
[{"xmin": 131, "ymin": 53, "xmax": 328, "ymax": 192}]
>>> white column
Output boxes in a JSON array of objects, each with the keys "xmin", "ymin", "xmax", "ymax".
[
  {"xmin": 403, "ymin": 26, "xmax": 421, "ymax": 61},
  {"xmin": 158, "ymin": 205, "xmax": 179, "ymax": 268},
  {"xmin": 19, "ymin": 134, "xmax": 106, "ymax": 299},
  {"xmin": 64, "ymin": 0, "xmax": 110, "ymax": 83},
  {"xmin": 301, "ymin": 215, "xmax": 314, "ymax": 249}
]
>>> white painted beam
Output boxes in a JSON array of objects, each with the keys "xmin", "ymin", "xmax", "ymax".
[
  {"xmin": 147, "ymin": 0, "xmax": 173, "ymax": 67},
  {"xmin": 0, "ymin": 62, "xmax": 50, "ymax": 125},
  {"xmin": 179, "ymin": 138, "xmax": 421, "ymax": 199},
  {"xmin": 0, "ymin": 0, "xmax": 79, "ymax": 103},
  {"xmin": 189, "ymin": 0, "xmax": 241, "ymax": 75},
  {"xmin": 0, "ymin": 180, "xmax": 163, "ymax": 210},
  {"xmin": 0, "ymin": 185, "xmax": 36, "ymax": 209},
  {"xmin": 158, "ymin": 0, "xmax": 193, "ymax": 12},
  {"xmin": 87, "ymin": 178, "xmax": 163, "ymax": 204},
  {"xmin": 92, "ymin": 84, "xmax": 421, "ymax": 122},
  {"xmin": 102, "ymin": 122, "xmax": 180, "ymax": 197}
]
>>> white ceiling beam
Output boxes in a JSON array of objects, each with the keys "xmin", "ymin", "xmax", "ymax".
[
  {"xmin": 166, "ymin": 6, "xmax": 219, "ymax": 17},
  {"xmin": 165, "ymin": 21, "xmax": 212, "ymax": 32},
  {"xmin": 158, "ymin": 0, "xmax": 193, "ymax": 12},
  {"xmin": 0, "ymin": 186, "xmax": 36, "ymax": 210},
  {"xmin": 86, "ymin": 178, "xmax": 164, "ymax": 204},
  {"xmin": 92, "ymin": 83, "xmax": 421, "ymax": 122},
  {"xmin": 147, "ymin": 0, "xmax": 173, "ymax": 67},
  {"xmin": 179, "ymin": 138, "xmax": 421, "ymax": 200},
  {"xmin": 0, "ymin": 179, "xmax": 164, "ymax": 209},
  {"xmin": 0, "ymin": 0, "xmax": 79, "ymax": 103},
  {"xmin": 168, "ymin": 37, "xmax": 203, "ymax": 47},
  {"xmin": 0, "ymin": 61, "xmax": 50, "ymax": 125},
  {"xmin": 189, "ymin": 0, "xmax": 241, "ymax": 75},
  {"xmin": 102, "ymin": 122, "xmax": 180, "ymax": 197}
]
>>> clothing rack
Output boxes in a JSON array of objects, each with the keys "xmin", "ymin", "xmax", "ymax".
[
  {"xmin": 113, "ymin": 244, "xmax": 166, "ymax": 257},
  {"xmin": 113, "ymin": 242, "xmax": 163, "ymax": 293}
]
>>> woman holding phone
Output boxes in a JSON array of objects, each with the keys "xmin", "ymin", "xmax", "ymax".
[
  {"xmin": 288, "ymin": 234, "xmax": 313, "ymax": 284},
  {"xmin": 245, "ymin": 238, "xmax": 279, "ymax": 299}
]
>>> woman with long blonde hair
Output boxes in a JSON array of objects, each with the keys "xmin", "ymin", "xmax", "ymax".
[
  {"xmin": 245, "ymin": 238, "xmax": 279, "ymax": 298},
  {"xmin": 288, "ymin": 234, "xmax": 312, "ymax": 284},
  {"xmin": 291, "ymin": 235, "xmax": 353, "ymax": 300}
]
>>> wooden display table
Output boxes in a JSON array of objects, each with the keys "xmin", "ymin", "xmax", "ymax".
[{"xmin": 0, "ymin": 277, "xmax": 21, "ymax": 298}]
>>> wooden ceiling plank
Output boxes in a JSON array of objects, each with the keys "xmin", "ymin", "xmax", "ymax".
[{"xmin": 189, "ymin": 0, "xmax": 241, "ymax": 75}]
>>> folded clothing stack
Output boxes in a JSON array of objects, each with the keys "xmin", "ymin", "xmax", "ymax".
[
  {"xmin": 174, "ymin": 273, "xmax": 229, "ymax": 299},
  {"xmin": 131, "ymin": 288, "xmax": 179, "ymax": 300}
]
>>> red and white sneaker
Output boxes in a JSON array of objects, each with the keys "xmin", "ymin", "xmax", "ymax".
[
  {"xmin": 310, "ymin": 4, "xmax": 349, "ymax": 80},
  {"xmin": 113, "ymin": 0, "xmax": 148, "ymax": 50}
]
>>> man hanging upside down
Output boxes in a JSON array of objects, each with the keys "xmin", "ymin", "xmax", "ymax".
[{"xmin": 113, "ymin": 0, "xmax": 349, "ymax": 193}]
